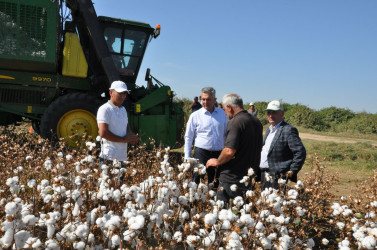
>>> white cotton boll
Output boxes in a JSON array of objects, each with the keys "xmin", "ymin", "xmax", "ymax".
[
  {"xmin": 132, "ymin": 169, "xmax": 137, "ymax": 176},
  {"xmin": 233, "ymin": 196, "xmax": 244, "ymax": 207},
  {"xmin": 179, "ymin": 196, "xmax": 188, "ymax": 206},
  {"xmin": 75, "ymin": 176, "xmax": 82, "ymax": 186},
  {"xmin": 123, "ymin": 230, "xmax": 136, "ymax": 242},
  {"xmin": 322, "ymin": 238, "xmax": 329, "ymax": 246},
  {"xmin": 186, "ymin": 235, "xmax": 200, "ymax": 247},
  {"xmin": 295, "ymin": 180, "xmax": 304, "ymax": 189},
  {"xmin": 221, "ymin": 220, "xmax": 231, "ymax": 230},
  {"xmin": 57, "ymin": 152, "xmax": 64, "ymax": 158},
  {"xmin": 279, "ymin": 235, "xmax": 291, "ymax": 250},
  {"xmin": 111, "ymin": 235, "xmax": 121, "ymax": 247},
  {"xmin": 305, "ymin": 238, "xmax": 315, "ymax": 248},
  {"xmin": 45, "ymin": 239, "xmax": 59, "ymax": 250},
  {"xmin": 296, "ymin": 207, "xmax": 306, "ymax": 217},
  {"xmin": 1, "ymin": 222, "xmax": 15, "ymax": 248},
  {"xmin": 245, "ymin": 190, "xmax": 254, "ymax": 198},
  {"xmin": 22, "ymin": 214, "xmax": 38, "ymax": 226},
  {"xmin": 260, "ymin": 237, "xmax": 272, "ymax": 249},
  {"xmin": 264, "ymin": 173, "xmax": 272, "ymax": 182},
  {"xmin": 338, "ymin": 239, "xmax": 350, "ymax": 249},
  {"xmin": 113, "ymin": 189, "xmax": 121, "ymax": 203},
  {"xmin": 240, "ymin": 175, "xmax": 249, "ymax": 184},
  {"xmin": 177, "ymin": 173, "xmax": 184, "ymax": 180},
  {"xmin": 75, "ymin": 224, "xmax": 89, "ymax": 239},
  {"xmin": 248, "ymin": 168, "xmax": 254, "ymax": 176},
  {"xmin": 361, "ymin": 235, "xmax": 376, "ymax": 249},
  {"xmin": 31, "ymin": 238, "xmax": 42, "ymax": 248},
  {"xmin": 41, "ymin": 179, "xmax": 49, "ymax": 187},
  {"xmin": 230, "ymin": 184, "xmax": 238, "ymax": 192},
  {"xmin": 342, "ymin": 209, "xmax": 353, "ymax": 217},
  {"xmin": 128, "ymin": 215, "xmax": 145, "ymax": 230},
  {"xmin": 370, "ymin": 201, "xmax": 377, "ymax": 207},
  {"xmin": 27, "ymin": 179, "xmax": 36, "ymax": 188},
  {"xmin": 278, "ymin": 178, "xmax": 287, "ymax": 185},
  {"xmin": 173, "ymin": 231, "xmax": 183, "ymax": 242},
  {"xmin": 205, "ymin": 213, "xmax": 217, "ymax": 225},
  {"xmin": 240, "ymin": 214, "xmax": 255, "ymax": 228},
  {"xmin": 255, "ymin": 221, "xmax": 265, "ymax": 231},
  {"xmin": 6, "ymin": 177, "xmax": 14, "ymax": 186},
  {"xmin": 287, "ymin": 189, "xmax": 298, "ymax": 200},
  {"xmin": 72, "ymin": 203, "xmax": 80, "ymax": 217},
  {"xmin": 105, "ymin": 215, "xmax": 121, "ymax": 230},
  {"xmin": 268, "ymin": 232, "xmax": 277, "ymax": 241},
  {"xmin": 5, "ymin": 202, "xmax": 18, "ymax": 215},
  {"xmin": 14, "ymin": 230, "xmax": 31, "ymax": 249},
  {"xmin": 156, "ymin": 151, "xmax": 161, "ymax": 158},
  {"xmin": 336, "ymin": 222, "xmax": 345, "ymax": 230},
  {"xmin": 26, "ymin": 155, "xmax": 33, "ymax": 161},
  {"xmin": 260, "ymin": 209, "xmax": 270, "ymax": 218},
  {"xmin": 179, "ymin": 210, "xmax": 190, "ymax": 222},
  {"xmin": 73, "ymin": 241, "xmax": 86, "ymax": 250},
  {"xmin": 209, "ymin": 190, "xmax": 216, "ymax": 197},
  {"xmin": 216, "ymin": 200, "xmax": 225, "ymax": 208}
]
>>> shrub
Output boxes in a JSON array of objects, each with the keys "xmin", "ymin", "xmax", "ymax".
[
  {"xmin": 284, "ymin": 104, "xmax": 326, "ymax": 131},
  {"xmin": 338, "ymin": 112, "xmax": 377, "ymax": 134}
]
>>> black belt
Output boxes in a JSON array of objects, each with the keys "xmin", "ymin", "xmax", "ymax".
[{"xmin": 196, "ymin": 147, "xmax": 221, "ymax": 153}]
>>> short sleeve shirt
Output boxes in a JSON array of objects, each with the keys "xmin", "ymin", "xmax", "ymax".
[
  {"xmin": 219, "ymin": 110, "xmax": 259, "ymax": 183},
  {"xmin": 97, "ymin": 101, "xmax": 128, "ymax": 161}
]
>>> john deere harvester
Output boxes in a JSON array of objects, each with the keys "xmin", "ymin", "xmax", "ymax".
[{"xmin": 0, "ymin": 0, "xmax": 184, "ymax": 147}]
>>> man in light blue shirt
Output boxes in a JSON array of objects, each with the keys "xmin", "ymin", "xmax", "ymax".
[{"xmin": 184, "ymin": 87, "xmax": 228, "ymax": 186}]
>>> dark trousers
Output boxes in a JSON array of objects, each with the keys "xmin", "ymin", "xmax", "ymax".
[
  {"xmin": 216, "ymin": 182, "xmax": 247, "ymax": 204},
  {"xmin": 261, "ymin": 170, "xmax": 287, "ymax": 190},
  {"xmin": 192, "ymin": 147, "xmax": 221, "ymax": 187}
]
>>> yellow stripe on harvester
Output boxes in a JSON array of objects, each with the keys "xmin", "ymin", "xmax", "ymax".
[{"xmin": 0, "ymin": 75, "xmax": 15, "ymax": 80}]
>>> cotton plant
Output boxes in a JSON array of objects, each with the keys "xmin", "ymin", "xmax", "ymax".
[{"xmin": 5, "ymin": 131, "xmax": 377, "ymax": 249}]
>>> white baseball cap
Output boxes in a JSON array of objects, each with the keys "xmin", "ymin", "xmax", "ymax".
[
  {"xmin": 109, "ymin": 80, "xmax": 129, "ymax": 93},
  {"xmin": 264, "ymin": 100, "xmax": 283, "ymax": 111},
  {"xmin": 249, "ymin": 102, "xmax": 255, "ymax": 106}
]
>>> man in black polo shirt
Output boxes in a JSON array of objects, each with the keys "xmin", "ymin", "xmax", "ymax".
[{"xmin": 206, "ymin": 93, "xmax": 263, "ymax": 203}]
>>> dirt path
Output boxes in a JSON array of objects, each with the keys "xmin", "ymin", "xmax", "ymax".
[{"xmin": 300, "ymin": 132, "xmax": 377, "ymax": 146}]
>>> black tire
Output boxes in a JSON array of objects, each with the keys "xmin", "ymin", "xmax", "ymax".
[{"xmin": 40, "ymin": 93, "xmax": 102, "ymax": 147}]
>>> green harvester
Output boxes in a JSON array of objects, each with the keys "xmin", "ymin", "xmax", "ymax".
[{"xmin": 0, "ymin": 0, "xmax": 184, "ymax": 148}]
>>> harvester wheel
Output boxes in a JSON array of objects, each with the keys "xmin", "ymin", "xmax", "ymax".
[{"xmin": 40, "ymin": 93, "xmax": 102, "ymax": 148}]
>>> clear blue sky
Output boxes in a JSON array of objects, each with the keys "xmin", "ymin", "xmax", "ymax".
[{"xmin": 94, "ymin": 0, "xmax": 377, "ymax": 114}]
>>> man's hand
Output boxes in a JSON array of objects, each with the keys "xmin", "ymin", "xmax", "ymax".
[
  {"xmin": 124, "ymin": 134, "xmax": 140, "ymax": 144},
  {"xmin": 206, "ymin": 158, "xmax": 219, "ymax": 168}
]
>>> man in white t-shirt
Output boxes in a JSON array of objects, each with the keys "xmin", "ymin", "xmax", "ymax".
[{"xmin": 97, "ymin": 80, "xmax": 139, "ymax": 164}]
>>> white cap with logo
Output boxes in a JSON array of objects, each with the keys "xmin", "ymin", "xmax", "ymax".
[
  {"xmin": 249, "ymin": 102, "xmax": 255, "ymax": 106},
  {"xmin": 109, "ymin": 80, "xmax": 129, "ymax": 93},
  {"xmin": 264, "ymin": 100, "xmax": 283, "ymax": 111}
]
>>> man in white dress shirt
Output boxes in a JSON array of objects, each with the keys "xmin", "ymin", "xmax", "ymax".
[
  {"xmin": 184, "ymin": 87, "xmax": 228, "ymax": 186},
  {"xmin": 97, "ymin": 80, "xmax": 139, "ymax": 166}
]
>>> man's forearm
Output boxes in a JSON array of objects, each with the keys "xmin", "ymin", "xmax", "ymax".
[
  {"xmin": 206, "ymin": 147, "xmax": 236, "ymax": 167},
  {"xmin": 216, "ymin": 148, "xmax": 235, "ymax": 165}
]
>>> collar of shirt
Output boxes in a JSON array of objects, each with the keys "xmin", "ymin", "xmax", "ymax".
[
  {"xmin": 108, "ymin": 100, "xmax": 121, "ymax": 109},
  {"xmin": 269, "ymin": 120, "xmax": 283, "ymax": 133},
  {"xmin": 200, "ymin": 106, "xmax": 219, "ymax": 115}
]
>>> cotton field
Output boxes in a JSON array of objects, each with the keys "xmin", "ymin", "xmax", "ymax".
[{"xmin": 1, "ymin": 129, "xmax": 377, "ymax": 249}]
